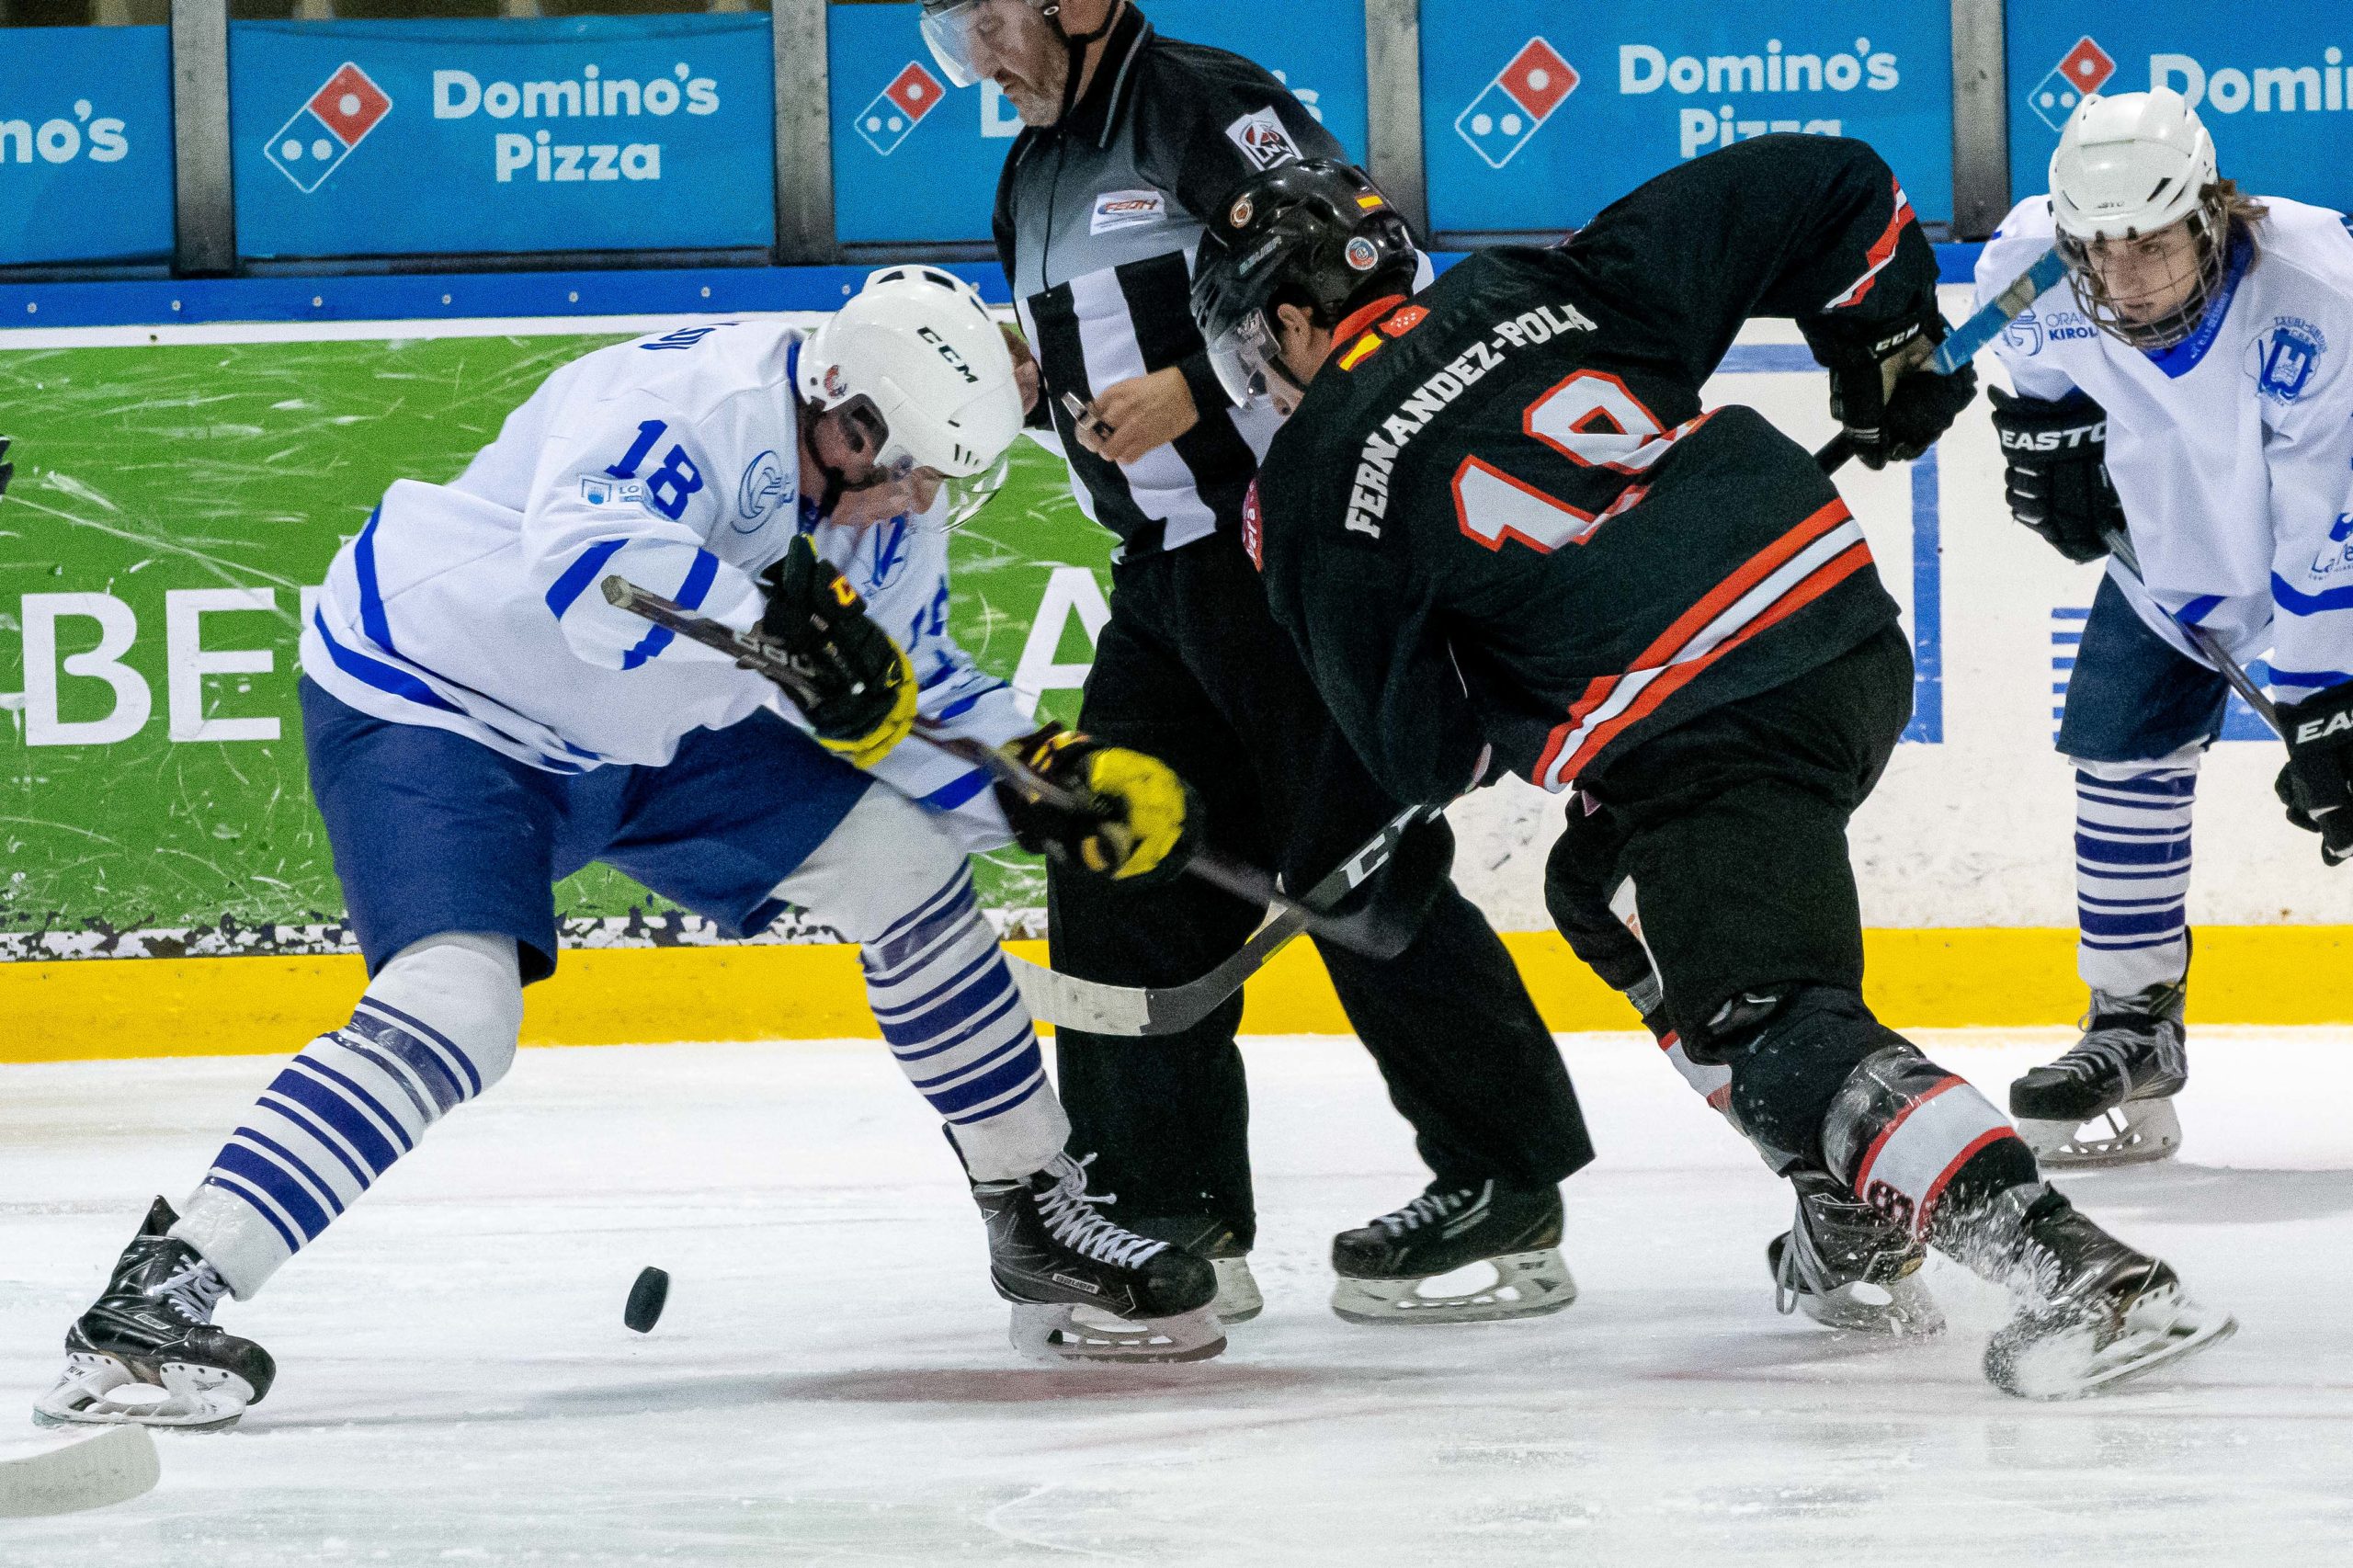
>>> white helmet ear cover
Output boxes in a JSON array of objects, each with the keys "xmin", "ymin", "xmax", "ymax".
[
  {"xmin": 2048, "ymin": 87, "xmax": 2218, "ymax": 242},
  {"xmin": 798, "ymin": 265, "xmax": 1024, "ymax": 479}
]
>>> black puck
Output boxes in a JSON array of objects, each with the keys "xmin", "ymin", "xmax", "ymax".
[{"xmin": 624, "ymin": 1267, "xmax": 669, "ymax": 1334}]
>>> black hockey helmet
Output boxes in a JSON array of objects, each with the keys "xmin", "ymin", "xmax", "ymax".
[{"xmin": 1189, "ymin": 158, "xmax": 1419, "ymax": 407}]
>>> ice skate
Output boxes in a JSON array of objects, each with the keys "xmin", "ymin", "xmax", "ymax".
[
  {"xmin": 1329, "ymin": 1180, "xmax": 1575, "ymax": 1325},
  {"xmin": 1129, "ymin": 1217, "xmax": 1262, "ymax": 1324},
  {"xmin": 1980, "ymin": 1186, "xmax": 2234, "ymax": 1400},
  {"xmin": 2011, "ymin": 976, "xmax": 2188, "ymax": 1167},
  {"xmin": 33, "ymin": 1199, "xmax": 275, "ymax": 1432},
  {"xmin": 1767, "ymin": 1172, "xmax": 1944, "ymax": 1336},
  {"xmin": 972, "ymin": 1153, "xmax": 1225, "ymax": 1364}
]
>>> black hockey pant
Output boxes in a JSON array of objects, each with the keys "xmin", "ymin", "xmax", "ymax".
[
  {"xmin": 1049, "ymin": 535, "xmax": 1593, "ymax": 1245},
  {"xmin": 1543, "ymin": 624, "xmax": 1983, "ymax": 1168}
]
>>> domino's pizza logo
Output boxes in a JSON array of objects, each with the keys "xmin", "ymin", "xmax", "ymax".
[
  {"xmin": 853, "ymin": 62, "xmax": 946, "ymax": 156},
  {"xmin": 1455, "ymin": 38, "xmax": 1576, "ymax": 171},
  {"xmin": 264, "ymin": 62, "xmax": 392, "ymax": 193},
  {"xmin": 2027, "ymin": 36, "xmax": 2114, "ymax": 132}
]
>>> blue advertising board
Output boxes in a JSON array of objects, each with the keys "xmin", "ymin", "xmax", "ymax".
[
  {"xmin": 0, "ymin": 27, "xmax": 175, "ymax": 267},
  {"xmin": 229, "ymin": 17, "xmax": 776, "ymax": 259},
  {"xmin": 1418, "ymin": 1, "xmax": 1954, "ymax": 235},
  {"xmin": 2006, "ymin": 6, "xmax": 2353, "ymax": 217},
  {"xmin": 827, "ymin": 0, "xmax": 1369, "ymax": 245}
]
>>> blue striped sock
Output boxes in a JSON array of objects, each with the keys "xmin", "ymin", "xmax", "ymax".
[
  {"xmin": 2074, "ymin": 760, "xmax": 2198, "ymax": 996},
  {"xmin": 190, "ymin": 995, "xmax": 489, "ymax": 1278},
  {"xmin": 863, "ymin": 869, "xmax": 1051, "ymax": 1163}
]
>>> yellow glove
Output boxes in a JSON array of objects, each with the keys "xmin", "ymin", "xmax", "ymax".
[
  {"xmin": 813, "ymin": 641, "xmax": 916, "ymax": 769},
  {"xmin": 757, "ymin": 534, "xmax": 917, "ymax": 768},
  {"xmin": 996, "ymin": 724, "xmax": 1199, "ymax": 883}
]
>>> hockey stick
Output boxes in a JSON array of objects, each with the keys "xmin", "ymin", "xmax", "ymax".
[
  {"xmin": 1814, "ymin": 246, "xmax": 2067, "ymax": 474},
  {"xmin": 0, "ymin": 1425, "xmax": 160, "ymax": 1517},
  {"xmin": 600, "ymin": 576, "xmax": 1401, "ymax": 959},
  {"xmin": 1003, "ymin": 803, "xmax": 1434, "ymax": 1036}
]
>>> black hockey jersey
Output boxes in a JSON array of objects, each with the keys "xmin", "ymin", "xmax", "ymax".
[{"xmin": 1250, "ymin": 135, "xmax": 1937, "ymax": 806}]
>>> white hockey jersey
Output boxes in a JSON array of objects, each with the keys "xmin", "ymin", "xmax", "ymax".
[
  {"xmin": 299, "ymin": 320, "xmax": 1027, "ymax": 843},
  {"xmin": 1977, "ymin": 198, "xmax": 2353, "ymax": 697}
]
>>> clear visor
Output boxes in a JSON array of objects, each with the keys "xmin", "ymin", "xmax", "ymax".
[
  {"xmin": 1206, "ymin": 309, "xmax": 1281, "ymax": 410},
  {"xmin": 824, "ymin": 396, "xmax": 1008, "ymax": 531},
  {"xmin": 920, "ymin": 0, "xmax": 1025, "ymax": 89},
  {"xmin": 938, "ymin": 450, "xmax": 1011, "ymax": 531}
]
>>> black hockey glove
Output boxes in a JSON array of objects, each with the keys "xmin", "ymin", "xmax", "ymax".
[
  {"xmin": 2274, "ymin": 680, "xmax": 2353, "ymax": 866},
  {"xmin": 756, "ymin": 534, "xmax": 916, "ymax": 768},
  {"xmin": 994, "ymin": 722, "xmax": 1199, "ymax": 884},
  {"xmin": 1987, "ymin": 387, "xmax": 2121, "ymax": 563},
  {"xmin": 1815, "ymin": 314, "xmax": 1978, "ymax": 471}
]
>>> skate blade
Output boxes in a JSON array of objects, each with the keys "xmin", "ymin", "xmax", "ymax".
[
  {"xmin": 1331, "ymin": 1248, "xmax": 1577, "ymax": 1326},
  {"xmin": 1986, "ymin": 1285, "xmax": 2237, "ymax": 1400},
  {"xmin": 1008, "ymin": 1303, "xmax": 1228, "ymax": 1364},
  {"xmin": 1797, "ymin": 1274, "xmax": 1946, "ymax": 1338},
  {"xmin": 32, "ymin": 1354, "xmax": 255, "ymax": 1433},
  {"xmin": 1211, "ymin": 1256, "xmax": 1264, "ymax": 1325},
  {"xmin": 2016, "ymin": 1099, "xmax": 2182, "ymax": 1168}
]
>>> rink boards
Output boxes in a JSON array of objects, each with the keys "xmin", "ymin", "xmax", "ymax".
[{"xmin": 2, "ymin": 286, "xmax": 2348, "ymax": 1057}]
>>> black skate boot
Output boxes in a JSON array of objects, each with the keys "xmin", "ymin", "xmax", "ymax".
[
  {"xmin": 2010, "ymin": 973, "xmax": 2188, "ymax": 1166},
  {"xmin": 34, "ymin": 1198, "xmax": 275, "ymax": 1431},
  {"xmin": 1330, "ymin": 1180, "xmax": 1575, "ymax": 1324},
  {"xmin": 1980, "ymin": 1184, "xmax": 2234, "ymax": 1399},
  {"xmin": 1766, "ymin": 1171, "xmax": 1944, "ymax": 1336},
  {"xmin": 1126, "ymin": 1216, "xmax": 1261, "ymax": 1324},
  {"xmin": 972, "ymin": 1153, "xmax": 1224, "ymax": 1363}
]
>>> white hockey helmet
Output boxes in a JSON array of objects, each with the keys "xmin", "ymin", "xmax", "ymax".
[
  {"xmin": 796, "ymin": 265, "xmax": 1023, "ymax": 482},
  {"xmin": 2048, "ymin": 89, "xmax": 2234, "ymax": 350},
  {"xmin": 2049, "ymin": 88, "xmax": 2217, "ymax": 243}
]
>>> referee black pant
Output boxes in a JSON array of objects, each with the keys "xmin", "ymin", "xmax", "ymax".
[{"xmin": 1047, "ymin": 533, "xmax": 1593, "ymax": 1247}]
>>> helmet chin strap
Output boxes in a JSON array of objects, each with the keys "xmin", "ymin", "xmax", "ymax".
[{"xmin": 1041, "ymin": 0, "xmax": 1121, "ymax": 123}]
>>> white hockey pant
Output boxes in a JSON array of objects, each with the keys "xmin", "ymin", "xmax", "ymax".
[{"xmin": 2070, "ymin": 746, "xmax": 2200, "ymax": 996}]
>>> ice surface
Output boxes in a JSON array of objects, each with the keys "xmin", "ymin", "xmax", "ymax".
[{"xmin": 4, "ymin": 1029, "xmax": 2349, "ymax": 1565}]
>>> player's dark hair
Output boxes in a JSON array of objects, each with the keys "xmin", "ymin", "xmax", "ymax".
[{"xmin": 2210, "ymin": 180, "xmax": 2269, "ymax": 267}]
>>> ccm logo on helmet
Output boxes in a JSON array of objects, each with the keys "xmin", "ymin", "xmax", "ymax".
[
  {"xmin": 917, "ymin": 325, "xmax": 979, "ymax": 385},
  {"xmin": 1997, "ymin": 423, "xmax": 2105, "ymax": 451}
]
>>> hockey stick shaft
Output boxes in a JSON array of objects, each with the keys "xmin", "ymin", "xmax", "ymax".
[
  {"xmin": 1813, "ymin": 246, "xmax": 2065, "ymax": 475},
  {"xmin": 602, "ymin": 575, "xmax": 1395, "ymax": 956}
]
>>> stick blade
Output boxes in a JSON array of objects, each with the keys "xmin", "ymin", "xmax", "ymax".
[
  {"xmin": 1008, "ymin": 954, "xmax": 1155, "ymax": 1036},
  {"xmin": 0, "ymin": 1424, "xmax": 161, "ymax": 1517}
]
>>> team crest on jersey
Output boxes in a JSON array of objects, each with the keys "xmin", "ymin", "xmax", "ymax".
[
  {"xmin": 734, "ymin": 449, "xmax": 789, "ymax": 532},
  {"xmin": 2002, "ymin": 309, "xmax": 2044, "ymax": 355},
  {"xmin": 1241, "ymin": 482, "xmax": 1264, "ymax": 570},
  {"xmin": 1225, "ymin": 108, "xmax": 1301, "ymax": 171},
  {"xmin": 2248, "ymin": 316, "xmax": 2327, "ymax": 404}
]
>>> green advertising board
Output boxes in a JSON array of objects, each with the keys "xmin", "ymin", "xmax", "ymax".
[{"xmin": 0, "ymin": 331, "xmax": 1108, "ymax": 960}]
